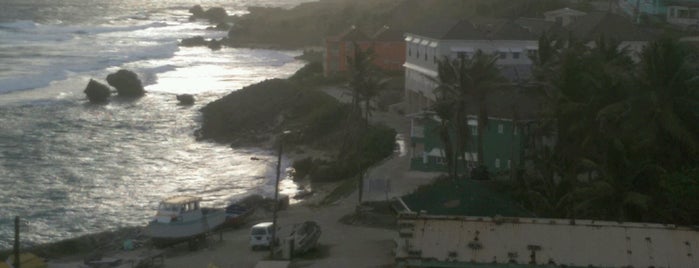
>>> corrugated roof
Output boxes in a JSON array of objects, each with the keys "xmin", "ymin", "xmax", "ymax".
[
  {"xmin": 515, "ymin": 17, "xmax": 556, "ymax": 35},
  {"xmin": 544, "ymin": 7, "xmax": 587, "ymax": 17},
  {"xmin": 562, "ymin": 12, "xmax": 653, "ymax": 41}
]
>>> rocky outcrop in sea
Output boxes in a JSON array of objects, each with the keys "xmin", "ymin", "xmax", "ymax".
[
  {"xmin": 84, "ymin": 79, "xmax": 111, "ymax": 103},
  {"xmin": 106, "ymin": 69, "xmax": 145, "ymax": 98}
]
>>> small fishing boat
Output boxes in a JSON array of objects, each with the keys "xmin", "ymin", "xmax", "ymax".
[
  {"xmin": 289, "ymin": 221, "xmax": 321, "ymax": 255},
  {"xmin": 146, "ymin": 195, "xmax": 225, "ymax": 247}
]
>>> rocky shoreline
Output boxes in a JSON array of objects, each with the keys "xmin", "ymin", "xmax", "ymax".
[{"xmin": 0, "ymin": 2, "xmax": 409, "ymax": 263}]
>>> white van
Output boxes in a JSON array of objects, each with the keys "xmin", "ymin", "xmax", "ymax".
[{"xmin": 250, "ymin": 222, "xmax": 276, "ymax": 250}]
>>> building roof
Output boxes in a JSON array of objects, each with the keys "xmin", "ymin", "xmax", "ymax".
[
  {"xmin": 515, "ymin": 17, "xmax": 557, "ymax": 35},
  {"xmin": 410, "ymin": 18, "xmax": 538, "ymax": 41},
  {"xmin": 326, "ymin": 25, "xmax": 370, "ymax": 42},
  {"xmin": 544, "ymin": 7, "xmax": 587, "ymax": 17},
  {"xmin": 371, "ymin": 25, "xmax": 404, "ymax": 41},
  {"xmin": 561, "ymin": 12, "xmax": 653, "ymax": 41}
]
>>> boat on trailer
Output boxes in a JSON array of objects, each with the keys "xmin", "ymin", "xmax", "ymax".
[{"xmin": 146, "ymin": 195, "xmax": 225, "ymax": 248}]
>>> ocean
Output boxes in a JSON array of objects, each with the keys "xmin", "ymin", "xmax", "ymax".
[{"xmin": 0, "ymin": 0, "xmax": 313, "ymax": 249}]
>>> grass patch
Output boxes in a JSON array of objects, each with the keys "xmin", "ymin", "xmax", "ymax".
[{"xmin": 402, "ymin": 176, "xmax": 533, "ymax": 217}]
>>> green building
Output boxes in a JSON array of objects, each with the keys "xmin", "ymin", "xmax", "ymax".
[{"xmin": 408, "ymin": 87, "xmax": 544, "ymax": 179}]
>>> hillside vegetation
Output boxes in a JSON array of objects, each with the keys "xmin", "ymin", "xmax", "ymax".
[
  {"xmin": 197, "ymin": 63, "xmax": 396, "ymax": 183},
  {"xmin": 226, "ymin": 0, "xmax": 590, "ymax": 48}
]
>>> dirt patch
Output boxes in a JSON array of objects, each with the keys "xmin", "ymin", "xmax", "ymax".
[
  {"xmin": 338, "ymin": 202, "xmax": 397, "ymax": 229},
  {"xmin": 289, "ymin": 244, "xmax": 332, "ymax": 268}
]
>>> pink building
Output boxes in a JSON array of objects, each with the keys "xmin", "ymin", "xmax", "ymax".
[{"xmin": 323, "ymin": 25, "xmax": 406, "ymax": 77}]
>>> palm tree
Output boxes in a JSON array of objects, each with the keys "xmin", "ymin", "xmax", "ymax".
[
  {"xmin": 347, "ymin": 42, "xmax": 386, "ymax": 128},
  {"xmin": 432, "ymin": 51, "xmax": 504, "ymax": 174},
  {"xmin": 633, "ymin": 38, "xmax": 699, "ymax": 168}
]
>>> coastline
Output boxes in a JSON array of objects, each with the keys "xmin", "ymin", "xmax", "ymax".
[
  {"xmin": 0, "ymin": 1, "xmax": 436, "ymax": 263},
  {"xmin": 37, "ymin": 94, "xmax": 437, "ymax": 268},
  {"xmin": 8, "ymin": 69, "xmax": 438, "ymax": 268}
]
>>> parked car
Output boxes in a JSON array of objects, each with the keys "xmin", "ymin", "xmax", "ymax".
[{"xmin": 250, "ymin": 222, "xmax": 277, "ymax": 250}]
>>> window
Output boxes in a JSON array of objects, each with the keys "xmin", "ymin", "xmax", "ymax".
[
  {"xmin": 425, "ymin": 52, "xmax": 428, "ymax": 61},
  {"xmin": 514, "ymin": 126, "xmax": 518, "ymax": 136},
  {"xmin": 512, "ymin": 52, "xmax": 520, "ymax": 59},
  {"xmin": 495, "ymin": 158, "xmax": 501, "ymax": 168},
  {"xmin": 499, "ymin": 52, "xmax": 507, "ymax": 59},
  {"xmin": 498, "ymin": 124, "xmax": 504, "ymax": 134},
  {"xmin": 507, "ymin": 160, "xmax": 511, "ymax": 169},
  {"xmin": 416, "ymin": 51, "xmax": 420, "ymax": 58},
  {"xmin": 408, "ymin": 48, "xmax": 412, "ymax": 56},
  {"xmin": 470, "ymin": 126, "xmax": 478, "ymax": 136},
  {"xmin": 434, "ymin": 55, "xmax": 438, "ymax": 63}
]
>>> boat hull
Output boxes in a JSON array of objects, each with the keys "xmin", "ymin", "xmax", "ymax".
[{"xmin": 146, "ymin": 208, "xmax": 225, "ymax": 246}]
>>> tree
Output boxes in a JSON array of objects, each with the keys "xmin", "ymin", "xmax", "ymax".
[
  {"xmin": 525, "ymin": 34, "xmax": 699, "ymax": 224},
  {"xmin": 347, "ymin": 42, "xmax": 386, "ymax": 128},
  {"xmin": 345, "ymin": 42, "xmax": 388, "ymax": 204},
  {"xmin": 431, "ymin": 51, "xmax": 505, "ymax": 178}
]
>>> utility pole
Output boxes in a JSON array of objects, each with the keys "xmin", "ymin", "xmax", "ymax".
[
  {"xmin": 270, "ymin": 131, "xmax": 289, "ymax": 258},
  {"xmin": 14, "ymin": 216, "xmax": 20, "ymax": 268}
]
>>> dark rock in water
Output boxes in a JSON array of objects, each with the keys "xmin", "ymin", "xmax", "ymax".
[
  {"xmin": 189, "ymin": 5, "xmax": 228, "ymax": 24},
  {"xmin": 180, "ymin": 36, "xmax": 208, "ymax": 47},
  {"xmin": 203, "ymin": 7, "xmax": 228, "ymax": 24},
  {"xmin": 176, "ymin": 94, "xmax": 195, "ymax": 105},
  {"xmin": 84, "ymin": 79, "xmax": 111, "ymax": 103},
  {"xmin": 106, "ymin": 69, "xmax": 145, "ymax": 98},
  {"xmin": 189, "ymin": 5, "xmax": 205, "ymax": 17},
  {"xmin": 208, "ymin": 39, "xmax": 222, "ymax": 51}
]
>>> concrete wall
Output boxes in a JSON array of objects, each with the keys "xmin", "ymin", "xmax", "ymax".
[{"xmin": 396, "ymin": 213, "xmax": 699, "ymax": 267}]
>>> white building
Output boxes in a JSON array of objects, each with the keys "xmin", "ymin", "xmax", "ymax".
[
  {"xmin": 403, "ymin": 18, "xmax": 539, "ymax": 114},
  {"xmin": 666, "ymin": 1, "xmax": 699, "ymax": 30}
]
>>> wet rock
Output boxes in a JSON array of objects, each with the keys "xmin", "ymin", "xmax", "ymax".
[
  {"xmin": 106, "ymin": 69, "xmax": 145, "ymax": 98},
  {"xmin": 189, "ymin": 5, "xmax": 228, "ymax": 24},
  {"xmin": 208, "ymin": 39, "xmax": 222, "ymax": 51},
  {"xmin": 189, "ymin": 5, "xmax": 205, "ymax": 17},
  {"xmin": 180, "ymin": 36, "xmax": 208, "ymax": 47},
  {"xmin": 176, "ymin": 94, "xmax": 195, "ymax": 105},
  {"xmin": 203, "ymin": 7, "xmax": 228, "ymax": 24},
  {"xmin": 84, "ymin": 79, "xmax": 111, "ymax": 103}
]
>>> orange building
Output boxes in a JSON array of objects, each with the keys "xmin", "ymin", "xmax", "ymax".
[{"xmin": 323, "ymin": 25, "xmax": 406, "ymax": 77}]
